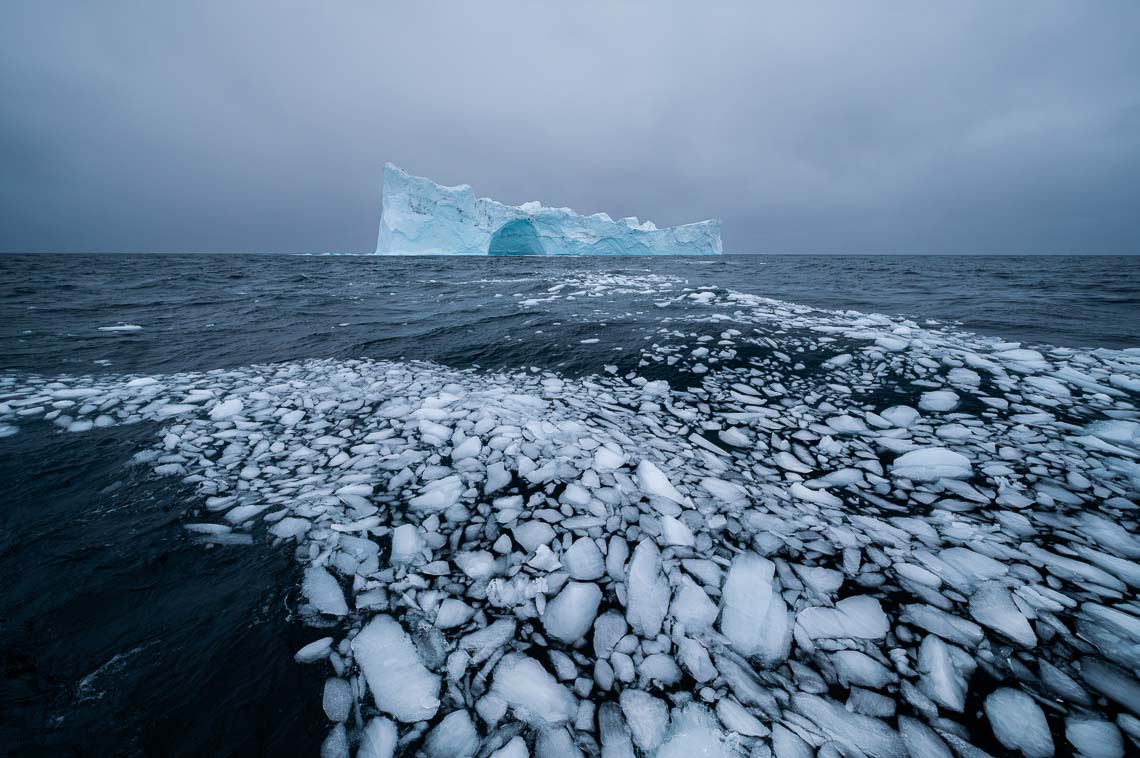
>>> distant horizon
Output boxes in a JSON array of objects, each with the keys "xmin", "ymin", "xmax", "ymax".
[{"xmin": 1, "ymin": 250, "xmax": 1137, "ymax": 257}]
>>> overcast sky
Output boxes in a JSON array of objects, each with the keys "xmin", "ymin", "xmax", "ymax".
[{"xmin": 2, "ymin": 1, "xmax": 1138, "ymax": 254}]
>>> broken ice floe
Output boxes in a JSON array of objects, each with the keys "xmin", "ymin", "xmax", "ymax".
[{"xmin": 2, "ymin": 274, "xmax": 1139, "ymax": 757}]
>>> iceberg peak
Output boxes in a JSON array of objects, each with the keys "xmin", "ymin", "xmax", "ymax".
[{"xmin": 376, "ymin": 163, "xmax": 721, "ymax": 256}]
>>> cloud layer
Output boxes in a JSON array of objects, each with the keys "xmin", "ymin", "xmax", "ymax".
[{"xmin": 2, "ymin": 1, "xmax": 1138, "ymax": 254}]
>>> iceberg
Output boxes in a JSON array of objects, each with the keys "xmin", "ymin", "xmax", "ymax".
[{"xmin": 376, "ymin": 163, "xmax": 722, "ymax": 256}]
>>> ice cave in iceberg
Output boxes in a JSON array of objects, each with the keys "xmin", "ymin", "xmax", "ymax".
[{"xmin": 375, "ymin": 163, "xmax": 722, "ymax": 256}]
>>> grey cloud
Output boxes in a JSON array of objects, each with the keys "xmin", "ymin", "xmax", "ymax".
[{"xmin": 1, "ymin": 1, "xmax": 1137, "ymax": 254}]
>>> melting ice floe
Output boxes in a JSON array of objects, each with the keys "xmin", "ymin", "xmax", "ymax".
[{"xmin": 1, "ymin": 276, "xmax": 1139, "ymax": 757}]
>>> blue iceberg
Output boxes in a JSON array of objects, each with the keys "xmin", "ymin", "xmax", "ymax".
[{"xmin": 376, "ymin": 163, "xmax": 721, "ymax": 256}]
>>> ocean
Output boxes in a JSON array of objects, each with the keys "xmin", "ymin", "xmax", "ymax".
[{"xmin": 1, "ymin": 253, "xmax": 1138, "ymax": 756}]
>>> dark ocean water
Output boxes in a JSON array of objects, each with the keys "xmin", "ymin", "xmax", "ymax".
[
  {"xmin": 2, "ymin": 255, "xmax": 1137, "ymax": 379},
  {"xmin": 0, "ymin": 253, "xmax": 1137, "ymax": 756}
]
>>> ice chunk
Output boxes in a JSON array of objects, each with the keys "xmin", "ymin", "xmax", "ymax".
[
  {"xmin": 321, "ymin": 724, "xmax": 348, "ymax": 758},
  {"xmin": 968, "ymin": 581, "xmax": 1037, "ymax": 647},
  {"xmin": 656, "ymin": 704, "xmax": 733, "ymax": 758},
  {"xmin": 485, "ymin": 461, "xmax": 511, "ymax": 494},
  {"xmin": 637, "ymin": 460, "xmax": 690, "ymax": 505},
  {"xmin": 376, "ymin": 163, "xmax": 721, "ymax": 256},
  {"xmin": 303, "ymin": 566, "xmax": 348, "ymax": 616},
  {"xmin": 450, "ymin": 436, "xmax": 482, "ymax": 461},
  {"xmin": 700, "ymin": 477, "xmax": 748, "ymax": 505},
  {"xmin": 423, "ymin": 710, "xmax": 479, "ymax": 758},
  {"xmin": 209, "ymin": 397, "xmax": 244, "ymax": 420},
  {"xmin": 322, "ymin": 678, "xmax": 353, "ymax": 722},
  {"xmin": 435, "ymin": 598, "xmax": 475, "ymax": 629},
  {"xmin": 670, "ymin": 576, "xmax": 719, "ymax": 633},
  {"xmin": 1065, "ymin": 719, "xmax": 1123, "ymax": 758},
  {"xmin": 771, "ymin": 724, "xmax": 813, "ymax": 758},
  {"xmin": 527, "ymin": 544, "xmax": 561, "ymax": 571},
  {"xmin": 890, "ymin": 448, "xmax": 973, "ymax": 481},
  {"xmin": 390, "ymin": 523, "xmax": 422, "ymax": 564},
  {"xmin": 917, "ymin": 635, "xmax": 971, "ymax": 711},
  {"xmin": 719, "ymin": 553, "xmax": 777, "ymax": 654},
  {"xmin": 562, "ymin": 537, "xmax": 605, "ymax": 580},
  {"xmin": 458, "ymin": 618, "xmax": 516, "ymax": 664},
  {"xmin": 715, "ymin": 698, "xmax": 769, "ymax": 737},
  {"xmin": 590, "ymin": 612, "xmax": 626, "ymax": 660},
  {"xmin": 454, "ymin": 549, "xmax": 496, "ymax": 579},
  {"xmin": 1038, "ymin": 660, "xmax": 1091, "ymax": 706},
  {"xmin": 357, "ymin": 717, "xmax": 398, "ymax": 758},
  {"xmin": 881, "ymin": 405, "xmax": 920, "ymax": 428},
  {"xmin": 919, "ymin": 390, "xmax": 959, "ymax": 412},
  {"xmin": 488, "ymin": 736, "xmax": 528, "ymax": 758},
  {"xmin": 534, "ymin": 727, "xmax": 580, "ymax": 756},
  {"xmin": 594, "ymin": 445, "xmax": 625, "ymax": 471},
  {"xmin": 620, "ymin": 690, "xmax": 669, "ymax": 752},
  {"xmin": 598, "ymin": 701, "xmax": 635, "ymax": 758},
  {"xmin": 409, "ymin": 475, "xmax": 464, "ymax": 512},
  {"xmin": 1078, "ymin": 658, "xmax": 1140, "ymax": 715},
  {"xmin": 898, "ymin": 716, "xmax": 953, "ymax": 758},
  {"xmin": 792, "ymin": 693, "xmax": 906, "ymax": 757},
  {"xmin": 353, "ymin": 615, "xmax": 440, "ymax": 723},
  {"xmin": 513, "ymin": 521, "xmax": 556, "ymax": 552},
  {"xmin": 984, "ymin": 688, "xmax": 1054, "ymax": 758},
  {"xmin": 542, "ymin": 581, "xmax": 602, "ymax": 643},
  {"xmin": 626, "ymin": 540, "xmax": 670, "ymax": 637},
  {"xmin": 832, "ymin": 650, "xmax": 895, "ymax": 690},
  {"xmin": 797, "ymin": 595, "xmax": 889, "ymax": 640},
  {"xmin": 294, "ymin": 637, "xmax": 334, "ymax": 663},
  {"xmin": 677, "ymin": 637, "xmax": 718, "ymax": 683},
  {"xmin": 659, "ymin": 515, "xmax": 695, "ymax": 547},
  {"xmin": 900, "ymin": 603, "xmax": 984, "ymax": 648},
  {"xmin": 269, "ymin": 517, "xmax": 311, "ymax": 541},
  {"xmin": 561, "ymin": 482, "xmax": 592, "ymax": 508},
  {"xmin": 491, "ymin": 653, "xmax": 576, "ymax": 725}
]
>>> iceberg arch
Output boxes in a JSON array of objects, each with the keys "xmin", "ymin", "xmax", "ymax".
[
  {"xmin": 375, "ymin": 163, "xmax": 722, "ymax": 256},
  {"xmin": 488, "ymin": 219, "xmax": 546, "ymax": 256}
]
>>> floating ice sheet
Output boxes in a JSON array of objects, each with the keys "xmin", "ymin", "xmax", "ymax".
[{"xmin": 2, "ymin": 269, "xmax": 1139, "ymax": 755}]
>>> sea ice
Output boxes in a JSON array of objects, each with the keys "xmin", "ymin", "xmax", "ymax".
[
  {"xmin": 625, "ymin": 540, "xmax": 669, "ymax": 637},
  {"xmin": 302, "ymin": 566, "xmax": 349, "ymax": 616},
  {"xmin": 720, "ymin": 553, "xmax": 780, "ymax": 655},
  {"xmin": 917, "ymin": 635, "xmax": 971, "ymax": 711},
  {"xmin": 636, "ymin": 460, "xmax": 690, "ymax": 505},
  {"xmin": 793, "ymin": 693, "xmax": 906, "ymax": 757},
  {"xmin": 562, "ymin": 537, "xmax": 605, "ymax": 580},
  {"xmin": 322, "ymin": 678, "xmax": 352, "ymax": 722},
  {"xmin": 5, "ymin": 265, "xmax": 1140, "ymax": 758},
  {"xmin": 542, "ymin": 581, "xmax": 602, "ymax": 643},
  {"xmin": 423, "ymin": 709, "xmax": 479, "ymax": 758},
  {"xmin": 890, "ymin": 447, "xmax": 973, "ymax": 481},
  {"xmin": 619, "ymin": 690, "xmax": 669, "ymax": 752},
  {"xmin": 919, "ymin": 390, "xmax": 960, "ymax": 412},
  {"xmin": 656, "ymin": 704, "xmax": 733, "ymax": 758},
  {"xmin": 490, "ymin": 654, "xmax": 576, "ymax": 725},
  {"xmin": 294, "ymin": 637, "xmax": 333, "ymax": 664},
  {"xmin": 670, "ymin": 576, "xmax": 719, "ymax": 633},
  {"xmin": 352, "ymin": 615, "xmax": 440, "ymax": 723},
  {"xmin": 356, "ymin": 718, "xmax": 397, "ymax": 758},
  {"xmin": 797, "ymin": 595, "xmax": 889, "ymax": 640},
  {"xmin": 1065, "ymin": 719, "xmax": 1123, "ymax": 758},
  {"xmin": 968, "ymin": 581, "xmax": 1037, "ymax": 646},
  {"xmin": 984, "ymin": 687, "xmax": 1054, "ymax": 758}
]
